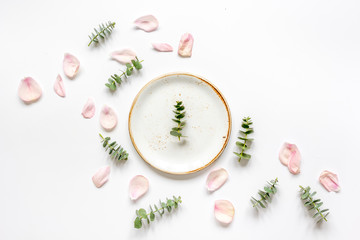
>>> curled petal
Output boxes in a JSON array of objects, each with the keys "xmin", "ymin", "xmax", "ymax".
[
  {"xmin": 206, "ymin": 168, "xmax": 228, "ymax": 192},
  {"xmin": 134, "ymin": 15, "xmax": 159, "ymax": 32},
  {"xmin": 92, "ymin": 166, "xmax": 110, "ymax": 188},
  {"xmin": 279, "ymin": 142, "xmax": 301, "ymax": 174},
  {"xmin": 129, "ymin": 175, "xmax": 149, "ymax": 200},
  {"xmin": 100, "ymin": 105, "xmax": 117, "ymax": 131},
  {"xmin": 111, "ymin": 49, "xmax": 137, "ymax": 64},
  {"xmin": 152, "ymin": 43, "xmax": 173, "ymax": 52},
  {"xmin": 178, "ymin": 33, "xmax": 194, "ymax": 57},
  {"xmin": 319, "ymin": 170, "xmax": 340, "ymax": 192},
  {"xmin": 54, "ymin": 74, "xmax": 66, "ymax": 97},
  {"xmin": 214, "ymin": 200, "xmax": 235, "ymax": 224},
  {"xmin": 81, "ymin": 98, "xmax": 95, "ymax": 119},
  {"xmin": 18, "ymin": 77, "xmax": 42, "ymax": 103},
  {"xmin": 63, "ymin": 53, "xmax": 80, "ymax": 79}
]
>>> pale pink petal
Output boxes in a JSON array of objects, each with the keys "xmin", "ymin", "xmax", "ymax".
[
  {"xmin": 54, "ymin": 74, "xmax": 66, "ymax": 97},
  {"xmin": 134, "ymin": 15, "xmax": 159, "ymax": 32},
  {"xmin": 214, "ymin": 200, "xmax": 235, "ymax": 224},
  {"xmin": 100, "ymin": 105, "xmax": 117, "ymax": 131},
  {"xmin": 63, "ymin": 53, "xmax": 80, "ymax": 79},
  {"xmin": 319, "ymin": 170, "xmax": 340, "ymax": 192},
  {"xmin": 152, "ymin": 43, "xmax": 173, "ymax": 52},
  {"xmin": 206, "ymin": 168, "xmax": 228, "ymax": 192},
  {"xmin": 279, "ymin": 142, "xmax": 301, "ymax": 174},
  {"xmin": 129, "ymin": 175, "xmax": 149, "ymax": 200},
  {"xmin": 178, "ymin": 33, "xmax": 194, "ymax": 57},
  {"xmin": 18, "ymin": 77, "xmax": 42, "ymax": 103},
  {"xmin": 92, "ymin": 166, "xmax": 110, "ymax": 188},
  {"xmin": 111, "ymin": 49, "xmax": 137, "ymax": 64},
  {"xmin": 81, "ymin": 98, "xmax": 95, "ymax": 119}
]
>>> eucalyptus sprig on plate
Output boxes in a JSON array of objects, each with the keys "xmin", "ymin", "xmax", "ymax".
[
  {"xmin": 234, "ymin": 117, "xmax": 253, "ymax": 161},
  {"xmin": 299, "ymin": 185, "xmax": 329, "ymax": 223},
  {"xmin": 134, "ymin": 196, "xmax": 182, "ymax": 229},
  {"xmin": 251, "ymin": 178, "xmax": 278, "ymax": 208},
  {"xmin": 170, "ymin": 101, "xmax": 186, "ymax": 140},
  {"xmin": 99, "ymin": 133, "xmax": 128, "ymax": 161},
  {"xmin": 88, "ymin": 21, "xmax": 116, "ymax": 46},
  {"xmin": 106, "ymin": 57, "xmax": 143, "ymax": 91}
]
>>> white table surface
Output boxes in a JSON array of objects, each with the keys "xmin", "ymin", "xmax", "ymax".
[{"xmin": 1, "ymin": 0, "xmax": 359, "ymax": 239}]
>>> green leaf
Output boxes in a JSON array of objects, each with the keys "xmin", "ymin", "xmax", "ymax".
[
  {"xmin": 134, "ymin": 217, "xmax": 142, "ymax": 229},
  {"xmin": 138, "ymin": 208, "xmax": 147, "ymax": 218},
  {"xmin": 258, "ymin": 201, "xmax": 266, "ymax": 208},
  {"xmin": 243, "ymin": 129, "xmax": 254, "ymax": 134},
  {"xmin": 241, "ymin": 153, "xmax": 251, "ymax": 159},
  {"xmin": 172, "ymin": 119, "xmax": 181, "ymax": 124},
  {"xmin": 170, "ymin": 131, "xmax": 181, "ymax": 137},
  {"xmin": 301, "ymin": 192, "xmax": 309, "ymax": 200},
  {"xmin": 315, "ymin": 202, "xmax": 323, "ymax": 208},
  {"xmin": 236, "ymin": 141, "xmax": 248, "ymax": 149},
  {"xmin": 150, "ymin": 211, "xmax": 155, "ymax": 221},
  {"xmin": 167, "ymin": 199, "xmax": 175, "ymax": 207},
  {"xmin": 176, "ymin": 113, "xmax": 185, "ymax": 119},
  {"xmin": 264, "ymin": 187, "xmax": 273, "ymax": 194},
  {"xmin": 233, "ymin": 152, "xmax": 242, "ymax": 158}
]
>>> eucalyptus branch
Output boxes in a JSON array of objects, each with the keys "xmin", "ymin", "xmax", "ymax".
[
  {"xmin": 134, "ymin": 196, "xmax": 182, "ymax": 229},
  {"xmin": 99, "ymin": 133, "xmax": 128, "ymax": 161},
  {"xmin": 234, "ymin": 116, "xmax": 253, "ymax": 161},
  {"xmin": 88, "ymin": 21, "xmax": 116, "ymax": 46},
  {"xmin": 299, "ymin": 185, "xmax": 329, "ymax": 223},
  {"xmin": 251, "ymin": 178, "xmax": 278, "ymax": 208},
  {"xmin": 105, "ymin": 57, "xmax": 143, "ymax": 91},
  {"xmin": 170, "ymin": 101, "xmax": 186, "ymax": 140}
]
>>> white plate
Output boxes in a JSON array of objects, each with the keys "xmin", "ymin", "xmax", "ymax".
[{"xmin": 128, "ymin": 73, "xmax": 231, "ymax": 174}]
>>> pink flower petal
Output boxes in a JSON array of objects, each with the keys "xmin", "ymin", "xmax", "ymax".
[
  {"xmin": 54, "ymin": 74, "xmax": 66, "ymax": 97},
  {"xmin": 63, "ymin": 53, "xmax": 80, "ymax": 79},
  {"xmin": 214, "ymin": 200, "xmax": 235, "ymax": 224},
  {"xmin": 81, "ymin": 98, "xmax": 95, "ymax": 119},
  {"xmin": 100, "ymin": 105, "xmax": 117, "ymax": 131},
  {"xmin": 134, "ymin": 15, "xmax": 159, "ymax": 32},
  {"xmin": 18, "ymin": 77, "xmax": 42, "ymax": 103},
  {"xmin": 129, "ymin": 175, "xmax": 149, "ymax": 200},
  {"xmin": 178, "ymin": 33, "xmax": 194, "ymax": 57},
  {"xmin": 92, "ymin": 166, "xmax": 110, "ymax": 188},
  {"xmin": 111, "ymin": 49, "xmax": 137, "ymax": 64},
  {"xmin": 206, "ymin": 168, "xmax": 228, "ymax": 192},
  {"xmin": 152, "ymin": 43, "xmax": 173, "ymax": 52},
  {"xmin": 319, "ymin": 170, "xmax": 340, "ymax": 192},
  {"xmin": 279, "ymin": 142, "xmax": 301, "ymax": 174}
]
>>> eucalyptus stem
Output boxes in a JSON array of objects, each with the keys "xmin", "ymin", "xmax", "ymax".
[
  {"xmin": 299, "ymin": 185, "xmax": 329, "ymax": 223},
  {"xmin": 170, "ymin": 101, "xmax": 186, "ymax": 141},
  {"xmin": 134, "ymin": 196, "xmax": 182, "ymax": 229},
  {"xmin": 234, "ymin": 117, "xmax": 253, "ymax": 161},
  {"xmin": 99, "ymin": 133, "xmax": 128, "ymax": 161},
  {"xmin": 251, "ymin": 178, "xmax": 278, "ymax": 208},
  {"xmin": 299, "ymin": 185, "xmax": 327, "ymax": 222},
  {"xmin": 88, "ymin": 21, "xmax": 116, "ymax": 46},
  {"xmin": 105, "ymin": 57, "xmax": 143, "ymax": 91}
]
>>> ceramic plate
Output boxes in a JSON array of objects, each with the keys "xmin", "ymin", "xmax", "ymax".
[{"xmin": 128, "ymin": 73, "xmax": 231, "ymax": 174}]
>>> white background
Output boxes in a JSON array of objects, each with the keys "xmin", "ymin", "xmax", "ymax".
[{"xmin": 0, "ymin": 0, "xmax": 359, "ymax": 239}]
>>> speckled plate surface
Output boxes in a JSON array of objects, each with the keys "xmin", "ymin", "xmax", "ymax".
[{"xmin": 128, "ymin": 73, "xmax": 231, "ymax": 174}]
